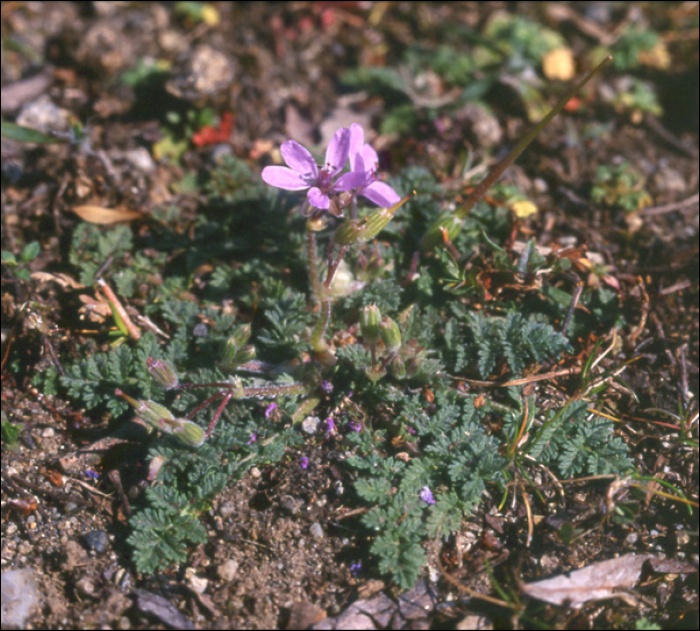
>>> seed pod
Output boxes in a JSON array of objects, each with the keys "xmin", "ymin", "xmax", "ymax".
[
  {"xmin": 146, "ymin": 357, "xmax": 179, "ymax": 389},
  {"xmin": 360, "ymin": 304, "xmax": 382, "ymax": 344},
  {"xmin": 379, "ymin": 317, "xmax": 402, "ymax": 353},
  {"xmin": 135, "ymin": 399, "xmax": 176, "ymax": 426},
  {"xmin": 332, "ymin": 193, "xmax": 412, "ymax": 246},
  {"xmin": 170, "ymin": 418, "xmax": 206, "ymax": 447}
]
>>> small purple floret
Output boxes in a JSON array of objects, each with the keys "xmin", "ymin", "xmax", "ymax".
[
  {"xmin": 262, "ymin": 127, "xmax": 363, "ymax": 214},
  {"xmin": 300, "ymin": 456, "xmax": 309, "ymax": 469},
  {"xmin": 264, "ymin": 402, "xmax": 277, "ymax": 419},
  {"xmin": 321, "ymin": 380, "xmax": 333, "ymax": 393},
  {"xmin": 261, "ymin": 124, "xmax": 400, "ymax": 216},
  {"xmin": 347, "ymin": 420, "xmax": 362, "ymax": 432},
  {"xmin": 420, "ymin": 486, "xmax": 435, "ymax": 505},
  {"xmin": 348, "ymin": 123, "xmax": 401, "ymax": 208}
]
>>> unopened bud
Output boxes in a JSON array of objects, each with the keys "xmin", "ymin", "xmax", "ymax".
[
  {"xmin": 230, "ymin": 323, "xmax": 252, "ymax": 348},
  {"xmin": 388, "ymin": 355, "xmax": 407, "ymax": 379},
  {"xmin": 220, "ymin": 345, "xmax": 256, "ymax": 372},
  {"xmin": 147, "ymin": 357, "xmax": 179, "ymax": 389},
  {"xmin": 360, "ymin": 304, "xmax": 382, "ymax": 344},
  {"xmin": 332, "ymin": 193, "xmax": 412, "ymax": 246},
  {"xmin": 223, "ymin": 324, "xmax": 252, "ymax": 360},
  {"xmin": 380, "ymin": 317, "xmax": 402, "ymax": 353}
]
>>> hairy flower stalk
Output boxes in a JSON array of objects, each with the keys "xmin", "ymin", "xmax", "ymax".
[
  {"xmin": 422, "ymin": 55, "xmax": 613, "ymax": 251},
  {"xmin": 310, "ymin": 292, "xmax": 334, "ymax": 365},
  {"xmin": 305, "ymin": 217, "xmax": 325, "ymax": 305}
]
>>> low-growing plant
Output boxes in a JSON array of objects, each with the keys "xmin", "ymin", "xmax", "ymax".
[
  {"xmin": 591, "ymin": 161, "xmax": 653, "ymax": 212},
  {"xmin": 30, "ymin": 55, "xmax": 642, "ymax": 588}
]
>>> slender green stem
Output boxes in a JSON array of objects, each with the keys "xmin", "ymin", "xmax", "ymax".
[{"xmin": 455, "ymin": 55, "xmax": 612, "ymax": 220}]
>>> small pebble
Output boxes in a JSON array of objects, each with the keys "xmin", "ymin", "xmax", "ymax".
[
  {"xmin": 310, "ymin": 522, "xmax": 324, "ymax": 540},
  {"xmin": 217, "ymin": 559, "xmax": 239, "ymax": 581},
  {"xmin": 85, "ymin": 530, "xmax": 109, "ymax": 554}
]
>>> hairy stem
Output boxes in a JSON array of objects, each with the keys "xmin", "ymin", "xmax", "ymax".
[
  {"xmin": 311, "ymin": 294, "xmax": 332, "ymax": 352},
  {"xmin": 305, "ymin": 220, "xmax": 322, "ymax": 306}
]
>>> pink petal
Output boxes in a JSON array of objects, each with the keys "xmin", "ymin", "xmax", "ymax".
[
  {"xmin": 325, "ymin": 127, "xmax": 351, "ymax": 173},
  {"xmin": 280, "ymin": 140, "xmax": 318, "ymax": 179},
  {"xmin": 261, "ymin": 166, "xmax": 310, "ymax": 190},
  {"xmin": 349, "ymin": 123, "xmax": 365, "ymax": 162},
  {"xmin": 334, "ymin": 171, "xmax": 367, "ymax": 192},
  {"xmin": 360, "ymin": 181, "xmax": 401, "ymax": 207},
  {"xmin": 307, "ymin": 187, "xmax": 330, "ymax": 209},
  {"xmin": 360, "ymin": 145, "xmax": 379, "ymax": 171}
]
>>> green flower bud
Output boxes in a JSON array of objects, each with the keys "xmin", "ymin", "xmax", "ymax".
[
  {"xmin": 230, "ymin": 323, "xmax": 252, "ymax": 348},
  {"xmin": 146, "ymin": 357, "xmax": 179, "ymax": 389},
  {"xmin": 421, "ymin": 211, "xmax": 463, "ymax": 252},
  {"xmin": 360, "ymin": 304, "xmax": 382, "ymax": 344},
  {"xmin": 332, "ymin": 193, "xmax": 412, "ymax": 246},
  {"xmin": 223, "ymin": 324, "xmax": 252, "ymax": 360},
  {"xmin": 379, "ymin": 317, "xmax": 402, "ymax": 353},
  {"xmin": 220, "ymin": 345, "xmax": 256, "ymax": 372},
  {"xmin": 388, "ymin": 355, "xmax": 407, "ymax": 380}
]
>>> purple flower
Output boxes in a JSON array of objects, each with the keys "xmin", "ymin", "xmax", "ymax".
[
  {"xmin": 264, "ymin": 402, "xmax": 277, "ymax": 419},
  {"xmin": 348, "ymin": 123, "xmax": 401, "ymax": 208},
  {"xmin": 326, "ymin": 417, "xmax": 335, "ymax": 438},
  {"xmin": 300, "ymin": 456, "xmax": 309, "ymax": 469},
  {"xmin": 321, "ymin": 380, "xmax": 334, "ymax": 393},
  {"xmin": 349, "ymin": 562, "xmax": 362, "ymax": 576},
  {"xmin": 420, "ymin": 486, "xmax": 435, "ymax": 505},
  {"xmin": 247, "ymin": 431, "xmax": 257, "ymax": 444},
  {"xmin": 262, "ymin": 127, "xmax": 365, "ymax": 216},
  {"xmin": 347, "ymin": 419, "xmax": 362, "ymax": 432}
]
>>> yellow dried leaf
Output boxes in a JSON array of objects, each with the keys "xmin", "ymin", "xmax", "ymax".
[
  {"xmin": 72, "ymin": 206, "xmax": 142, "ymax": 224},
  {"xmin": 511, "ymin": 200, "xmax": 538, "ymax": 218},
  {"xmin": 542, "ymin": 48, "xmax": 575, "ymax": 81},
  {"xmin": 201, "ymin": 5, "xmax": 220, "ymax": 26}
]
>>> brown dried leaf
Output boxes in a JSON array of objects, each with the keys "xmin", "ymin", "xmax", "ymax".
[
  {"xmin": 72, "ymin": 205, "xmax": 142, "ymax": 224},
  {"xmin": 31, "ymin": 271, "xmax": 84, "ymax": 289},
  {"xmin": 522, "ymin": 553, "xmax": 696, "ymax": 608}
]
